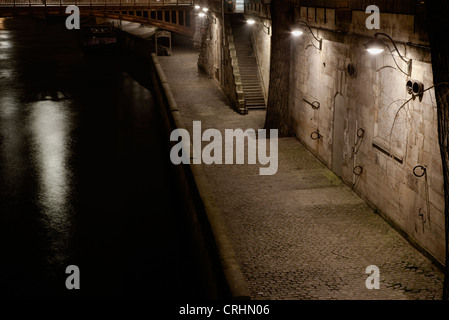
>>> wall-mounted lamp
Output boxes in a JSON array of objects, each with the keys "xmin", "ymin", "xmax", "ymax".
[
  {"xmin": 291, "ymin": 21, "xmax": 322, "ymax": 51},
  {"xmin": 246, "ymin": 14, "xmax": 270, "ymax": 35},
  {"xmin": 194, "ymin": 5, "xmax": 200, "ymax": 9},
  {"xmin": 202, "ymin": 7, "xmax": 209, "ymax": 12},
  {"xmin": 291, "ymin": 30, "xmax": 303, "ymax": 37},
  {"xmin": 198, "ymin": 12, "xmax": 206, "ymax": 18},
  {"xmin": 365, "ymin": 38, "xmax": 385, "ymax": 55},
  {"xmin": 365, "ymin": 32, "xmax": 412, "ymax": 77}
]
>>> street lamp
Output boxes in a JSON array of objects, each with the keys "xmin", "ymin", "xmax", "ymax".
[
  {"xmin": 246, "ymin": 14, "xmax": 270, "ymax": 35},
  {"xmin": 365, "ymin": 32, "xmax": 412, "ymax": 76},
  {"xmin": 291, "ymin": 21, "xmax": 322, "ymax": 51},
  {"xmin": 365, "ymin": 37, "xmax": 385, "ymax": 55},
  {"xmin": 291, "ymin": 30, "xmax": 304, "ymax": 37},
  {"xmin": 247, "ymin": 18, "xmax": 256, "ymax": 25}
]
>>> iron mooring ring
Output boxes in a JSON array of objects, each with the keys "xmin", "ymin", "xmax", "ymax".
[
  {"xmin": 357, "ymin": 128, "xmax": 365, "ymax": 138},
  {"xmin": 311, "ymin": 101, "xmax": 320, "ymax": 110},
  {"xmin": 413, "ymin": 165, "xmax": 426, "ymax": 178},
  {"xmin": 353, "ymin": 166, "xmax": 363, "ymax": 176},
  {"xmin": 310, "ymin": 131, "xmax": 321, "ymax": 140}
]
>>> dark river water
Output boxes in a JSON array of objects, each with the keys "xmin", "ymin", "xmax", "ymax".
[{"xmin": 0, "ymin": 16, "xmax": 198, "ymax": 299}]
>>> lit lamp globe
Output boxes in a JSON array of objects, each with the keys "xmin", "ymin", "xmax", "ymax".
[
  {"xmin": 247, "ymin": 18, "xmax": 256, "ymax": 25},
  {"xmin": 198, "ymin": 12, "xmax": 206, "ymax": 18},
  {"xmin": 292, "ymin": 29, "xmax": 304, "ymax": 37},
  {"xmin": 365, "ymin": 38, "xmax": 385, "ymax": 55}
]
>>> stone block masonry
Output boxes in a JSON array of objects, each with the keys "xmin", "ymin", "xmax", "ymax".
[{"xmin": 249, "ymin": 6, "xmax": 447, "ymax": 267}]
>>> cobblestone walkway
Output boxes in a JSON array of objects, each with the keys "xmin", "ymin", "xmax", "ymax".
[{"xmin": 157, "ymin": 46, "xmax": 444, "ymax": 300}]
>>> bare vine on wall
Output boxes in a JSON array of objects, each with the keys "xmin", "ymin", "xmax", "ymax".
[
  {"xmin": 377, "ymin": 82, "xmax": 447, "ymax": 190},
  {"xmin": 381, "ymin": 82, "xmax": 449, "ymax": 232}
]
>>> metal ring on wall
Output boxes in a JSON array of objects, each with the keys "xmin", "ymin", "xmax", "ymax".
[
  {"xmin": 413, "ymin": 165, "xmax": 426, "ymax": 178},
  {"xmin": 311, "ymin": 101, "xmax": 320, "ymax": 110},
  {"xmin": 418, "ymin": 208, "xmax": 426, "ymax": 221},
  {"xmin": 303, "ymin": 98, "xmax": 320, "ymax": 110},
  {"xmin": 310, "ymin": 131, "xmax": 321, "ymax": 140},
  {"xmin": 353, "ymin": 166, "xmax": 363, "ymax": 176},
  {"xmin": 357, "ymin": 128, "xmax": 365, "ymax": 138},
  {"xmin": 353, "ymin": 128, "xmax": 365, "ymax": 155}
]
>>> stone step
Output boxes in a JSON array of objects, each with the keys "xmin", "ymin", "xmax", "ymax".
[
  {"xmin": 246, "ymin": 100, "xmax": 266, "ymax": 103},
  {"xmin": 244, "ymin": 93, "xmax": 264, "ymax": 97},
  {"xmin": 242, "ymin": 80, "xmax": 261, "ymax": 84},
  {"xmin": 239, "ymin": 70, "xmax": 259, "ymax": 74},
  {"xmin": 246, "ymin": 99, "xmax": 265, "ymax": 103},
  {"xmin": 241, "ymin": 81, "xmax": 261, "ymax": 84},
  {"xmin": 240, "ymin": 71, "xmax": 259, "ymax": 75},
  {"xmin": 246, "ymin": 103, "xmax": 266, "ymax": 107},
  {"xmin": 246, "ymin": 104, "xmax": 266, "ymax": 109},
  {"xmin": 244, "ymin": 93, "xmax": 264, "ymax": 96},
  {"xmin": 243, "ymin": 84, "xmax": 263, "ymax": 89},
  {"xmin": 236, "ymin": 58, "xmax": 256, "ymax": 61},
  {"xmin": 243, "ymin": 87, "xmax": 262, "ymax": 91},
  {"xmin": 245, "ymin": 96, "xmax": 265, "ymax": 100},
  {"xmin": 244, "ymin": 91, "xmax": 264, "ymax": 96},
  {"xmin": 240, "ymin": 78, "xmax": 261, "ymax": 82},
  {"xmin": 243, "ymin": 87, "xmax": 262, "ymax": 90},
  {"xmin": 245, "ymin": 97, "xmax": 265, "ymax": 102},
  {"xmin": 240, "ymin": 71, "xmax": 259, "ymax": 74}
]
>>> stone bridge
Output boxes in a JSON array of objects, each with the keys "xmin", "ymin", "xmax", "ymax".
[{"xmin": 0, "ymin": 0, "xmax": 196, "ymax": 37}]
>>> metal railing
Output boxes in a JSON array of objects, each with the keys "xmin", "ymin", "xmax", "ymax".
[{"xmin": 0, "ymin": 0, "xmax": 193, "ymax": 6}]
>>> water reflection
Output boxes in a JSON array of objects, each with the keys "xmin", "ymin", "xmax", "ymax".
[
  {"xmin": 0, "ymin": 39, "xmax": 11, "ymax": 49},
  {"xmin": 0, "ymin": 17, "xmax": 7, "ymax": 30},
  {"xmin": 0, "ymin": 95, "xmax": 23, "ymax": 189},
  {"xmin": 0, "ymin": 31, "xmax": 11, "ymax": 60},
  {"xmin": 30, "ymin": 100, "xmax": 72, "ymax": 266},
  {"xmin": 1, "ymin": 16, "xmax": 202, "ymax": 298}
]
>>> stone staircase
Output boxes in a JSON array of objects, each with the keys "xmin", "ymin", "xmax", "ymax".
[{"xmin": 228, "ymin": 14, "xmax": 266, "ymax": 110}]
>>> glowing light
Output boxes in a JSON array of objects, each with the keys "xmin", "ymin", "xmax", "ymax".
[
  {"xmin": 367, "ymin": 48, "xmax": 384, "ymax": 55},
  {"xmin": 365, "ymin": 38, "xmax": 385, "ymax": 55},
  {"xmin": 292, "ymin": 30, "xmax": 303, "ymax": 37},
  {"xmin": 247, "ymin": 18, "xmax": 256, "ymax": 25}
]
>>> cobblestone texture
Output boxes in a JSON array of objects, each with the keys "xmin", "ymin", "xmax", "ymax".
[{"xmin": 157, "ymin": 46, "xmax": 444, "ymax": 300}]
